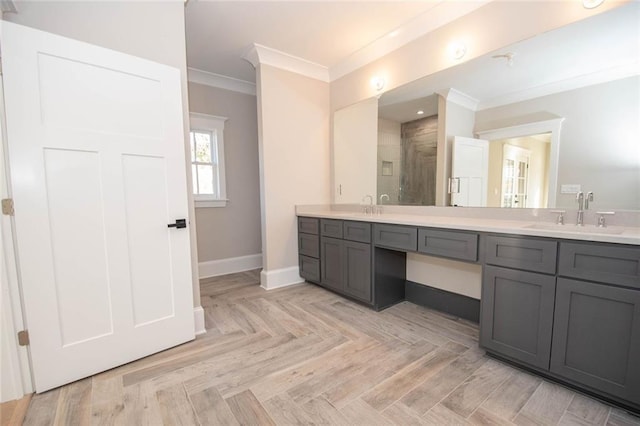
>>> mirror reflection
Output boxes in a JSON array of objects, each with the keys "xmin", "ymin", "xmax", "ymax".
[{"xmin": 335, "ymin": 3, "xmax": 640, "ymax": 210}]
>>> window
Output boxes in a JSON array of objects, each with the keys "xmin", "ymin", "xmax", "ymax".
[{"xmin": 189, "ymin": 113, "xmax": 228, "ymax": 208}]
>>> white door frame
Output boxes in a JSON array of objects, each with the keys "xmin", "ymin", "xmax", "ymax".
[
  {"xmin": 0, "ymin": 78, "xmax": 33, "ymax": 402},
  {"xmin": 476, "ymin": 118, "xmax": 564, "ymax": 208}
]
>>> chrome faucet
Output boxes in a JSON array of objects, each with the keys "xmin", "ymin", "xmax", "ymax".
[
  {"xmin": 576, "ymin": 192, "xmax": 584, "ymax": 226},
  {"xmin": 575, "ymin": 191, "xmax": 594, "ymax": 226},
  {"xmin": 585, "ymin": 191, "xmax": 594, "ymax": 210},
  {"xmin": 362, "ymin": 194, "xmax": 374, "ymax": 215},
  {"xmin": 376, "ymin": 194, "xmax": 390, "ymax": 215}
]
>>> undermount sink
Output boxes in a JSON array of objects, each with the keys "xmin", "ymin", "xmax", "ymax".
[{"xmin": 524, "ymin": 223, "xmax": 625, "ymax": 235}]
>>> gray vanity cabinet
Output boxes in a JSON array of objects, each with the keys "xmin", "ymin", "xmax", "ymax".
[
  {"xmin": 481, "ymin": 234, "xmax": 558, "ymax": 370},
  {"xmin": 318, "ymin": 220, "xmax": 373, "ymax": 304},
  {"xmin": 320, "ymin": 236, "xmax": 343, "ymax": 292},
  {"xmin": 550, "ymin": 278, "xmax": 640, "ymax": 404},
  {"xmin": 298, "ymin": 217, "xmax": 320, "ymax": 283},
  {"xmin": 343, "ymin": 240, "xmax": 372, "ymax": 302},
  {"xmin": 480, "ymin": 265, "xmax": 556, "ymax": 369}
]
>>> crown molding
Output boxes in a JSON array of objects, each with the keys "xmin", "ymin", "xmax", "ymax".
[
  {"xmin": 243, "ymin": 43, "xmax": 329, "ymax": 83},
  {"xmin": 187, "ymin": 68, "xmax": 256, "ymax": 96},
  {"xmin": 477, "ymin": 63, "xmax": 640, "ymax": 111},
  {"xmin": 438, "ymin": 88, "xmax": 479, "ymax": 111},
  {"xmin": 0, "ymin": 0, "xmax": 18, "ymax": 14},
  {"xmin": 329, "ymin": 0, "xmax": 491, "ymax": 82}
]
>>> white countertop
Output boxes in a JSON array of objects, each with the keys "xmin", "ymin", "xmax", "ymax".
[{"xmin": 295, "ymin": 206, "xmax": 640, "ymax": 246}]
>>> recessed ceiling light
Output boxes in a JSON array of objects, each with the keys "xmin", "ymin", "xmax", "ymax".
[
  {"xmin": 583, "ymin": 0, "xmax": 604, "ymax": 8},
  {"xmin": 388, "ymin": 30, "xmax": 400, "ymax": 38},
  {"xmin": 417, "ymin": 110, "xmax": 424, "ymax": 115}
]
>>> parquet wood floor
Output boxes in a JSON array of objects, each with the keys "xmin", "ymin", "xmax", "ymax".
[{"xmin": 6, "ymin": 270, "xmax": 640, "ymax": 425}]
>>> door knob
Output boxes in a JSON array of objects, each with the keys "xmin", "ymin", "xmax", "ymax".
[{"xmin": 167, "ymin": 219, "xmax": 187, "ymax": 229}]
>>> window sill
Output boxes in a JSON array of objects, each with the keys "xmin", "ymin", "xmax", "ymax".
[{"xmin": 195, "ymin": 199, "xmax": 228, "ymax": 208}]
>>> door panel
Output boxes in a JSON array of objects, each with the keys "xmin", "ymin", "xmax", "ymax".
[
  {"xmin": 451, "ymin": 136, "xmax": 489, "ymax": 207},
  {"xmin": 122, "ymin": 154, "xmax": 174, "ymax": 326},
  {"xmin": 321, "ymin": 237, "xmax": 343, "ymax": 292},
  {"xmin": 2, "ymin": 21, "xmax": 194, "ymax": 391},
  {"xmin": 44, "ymin": 148, "xmax": 113, "ymax": 346},
  {"xmin": 480, "ymin": 265, "xmax": 555, "ymax": 369},
  {"xmin": 343, "ymin": 241, "xmax": 371, "ymax": 303},
  {"xmin": 551, "ymin": 278, "xmax": 640, "ymax": 403},
  {"xmin": 37, "ymin": 50, "xmax": 163, "ymax": 138}
]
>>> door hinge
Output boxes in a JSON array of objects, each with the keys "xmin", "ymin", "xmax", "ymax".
[
  {"xmin": 2, "ymin": 198, "xmax": 14, "ymax": 215},
  {"xmin": 17, "ymin": 330, "xmax": 29, "ymax": 346}
]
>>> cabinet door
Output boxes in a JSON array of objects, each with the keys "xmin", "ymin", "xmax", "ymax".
[
  {"xmin": 343, "ymin": 221, "xmax": 371, "ymax": 243},
  {"xmin": 558, "ymin": 242, "xmax": 640, "ymax": 289},
  {"xmin": 321, "ymin": 237, "xmax": 343, "ymax": 292},
  {"xmin": 418, "ymin": 228, "xmax": 478, "ymax": 262},
  {"xmin": 321, "ymin": 219, "xmax": 343, "ymax": 238},
  {"xmin": 373, "ymin": 224, "xmax": 417, "ymax": 251},
  {"xmin": 480, "ymin": 266, "xmax": 556, "ymax": 369},
  {"xmin": 298, "ymin": 233, "xmax": 319, "ymax": 258},
  {"xmin": 485, "ymin": 235, "xmax": 557, "ymax": 274},
  {"xmin": 551, "ymin": 278, "xmax": 640, "ymax": 404},
  {"xmin": 343, "ymin": 241, "xmax": 371, "ymax": 303},
  {"xmin": 298, "ymin": 217, "xmax": 319, "ymax": 235},
  {"xmin": 299, "ymin": 255, "xmax": 320, "ymax": 283}
]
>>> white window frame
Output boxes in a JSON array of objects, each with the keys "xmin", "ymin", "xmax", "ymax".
[{"xmin": 189, "ymin": 113, "xmax": 228, "ymax": 208}]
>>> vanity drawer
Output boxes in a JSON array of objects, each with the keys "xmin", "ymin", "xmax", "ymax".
[
  {"xmin": 558, "ymin": 242, "xmax": 640, "ymax": 289},
  {"xmin": 343, "ymin": 221, "xmax": 371, "ymax": 243},
  {"xmin": 373, "ymin": 224, "xmax": 417, "ymax": 252},
  {"xmin": 299, "ymin": 255, "xmax": 320, "ymax": 282},
  {"xmin": 321, "ymin": 219, "xmax": 343, "ymax": 238},
  {"xmin": 485, "ymin": 235, "xmax": 557, "ymax": 274},
  {"xmin": 298, "ymin": 233, "xmax": 319, "ymax": 258},
  {"xmin": 418, "ymin": 228, "xmax": 478, "ymax": 262},
  {"xmin": 298, "ymin": 217, "xmax": 319, "ymax": 235}
]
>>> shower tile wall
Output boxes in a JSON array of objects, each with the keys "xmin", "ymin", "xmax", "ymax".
[
  {"xmin": 400, "ymin": 115, "xmax": 438, "ymax": 205},
  {"xmin": 378, "ymin": 118, "xmax": 402, "ymax": 203}
]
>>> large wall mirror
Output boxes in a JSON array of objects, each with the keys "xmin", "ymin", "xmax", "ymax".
[{"xmin": 333, "ymin": 3, "xmax": 639, "ymax": 210}]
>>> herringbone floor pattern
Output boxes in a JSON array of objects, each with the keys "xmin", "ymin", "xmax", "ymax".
[{"xmin": 12, "ymin": 270, "xmax": 640, "ymax": 425}]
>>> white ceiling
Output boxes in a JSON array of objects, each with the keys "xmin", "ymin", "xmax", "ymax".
[
  {"xmin": 378, "ymin": 2, "xmax": 640, "ymax": 122},
  {"xmin": 184, "ymin": 0, "xmax": 487, "ymax": 83}
]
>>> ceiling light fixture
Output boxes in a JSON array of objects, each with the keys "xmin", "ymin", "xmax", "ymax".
[
  {"xmin": 388, "ymin": 30, "xmax": 400, "ymax": 38},
  {"xmin": 417, "ymin": 110, "xmax": 424, "ymax": 115},
  {"xmin": 449, "ymin": 41, "xmax": 467, "ymax": 60},
  {"xmin": 583, "ymin": 0, "xmax": 605, "ymax": 9},
  {"xmin": 371, "ymin": 76, "xmax": 385, "ymax": 92},
  {"xmin": 492, "ymin": 52, "xmax": 515, "ymax": 67}
]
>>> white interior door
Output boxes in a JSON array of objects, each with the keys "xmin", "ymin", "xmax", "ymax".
[
  {"xmin": 1, "ymin": 22, "xmax": 194, "ymax": 392},
  {"xmin": 451, "ymin": 136, "xmax": 489, "ymax": 206},
  {"xmin": 501, "ymin": 145, "xmax": 530, "ymax": 208}
]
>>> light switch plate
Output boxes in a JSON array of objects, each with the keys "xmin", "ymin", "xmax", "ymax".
[{"xmin": 561, "ymin": 184, "xmax": 582, "ymax": 194}]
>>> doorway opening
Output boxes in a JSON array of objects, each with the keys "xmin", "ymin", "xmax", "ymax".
[
  {"xmin": 476, "ymin": 118, "xmax": 564, "ymax": 208},
  {"xmin": 488, "ymin": 134, "xmax": 551, "ymax": 209}
]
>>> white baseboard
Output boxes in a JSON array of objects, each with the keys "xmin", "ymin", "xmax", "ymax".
[
  {"xmin": 193, "ymin": 306, "xmax": 206, "ymax": 335},
  {"xmin": 260, "ymin": 266, "xmax": 304, "ymax": 290},
  {"xmin": 199, "ymin": 253, "xmax": 262, "ymax": 279}
]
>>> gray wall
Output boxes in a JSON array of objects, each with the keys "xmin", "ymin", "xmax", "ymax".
[
  {"xmin": 188, "ymin": 83, "xmax": 261, "ymax": 262},
  {"xmin": 476, "ymin": 76, "xmax": 640, "ymax": 210},
  {"xmin": 4, "ymin": 1, "xmax": 201, "ymax": 306}
]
